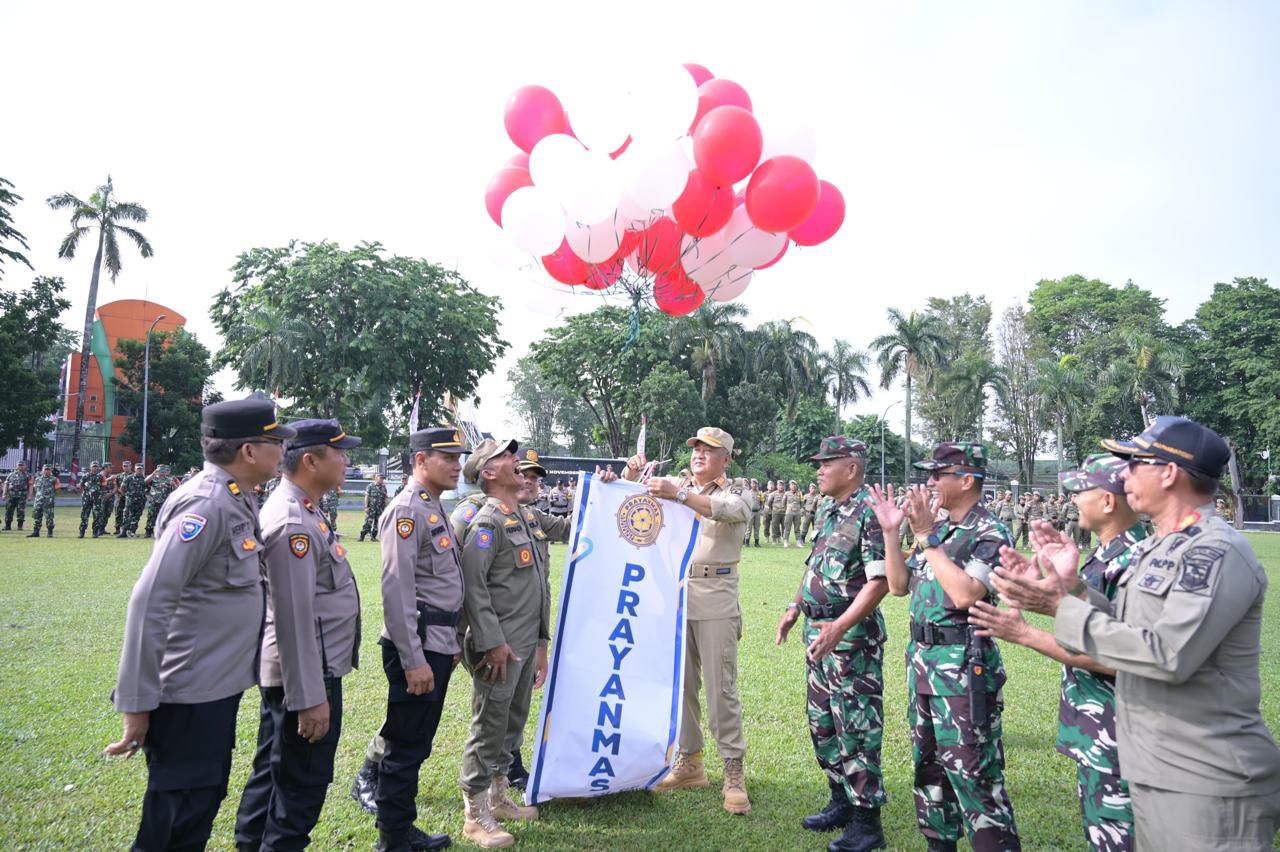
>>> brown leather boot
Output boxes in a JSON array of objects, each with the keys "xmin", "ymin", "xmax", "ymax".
[
  {"xmin": 722, "ymin": 757, "xmax": 751, "ymax": 814},
  {"xmin": 488, "ymin": 774, "xmax": 538, "ymax": 821},
  {"xmin": 462, "ymin": 790, "xmax": 514, "ymax": 848},
  {"xmin": 654, "ymin": 750, "xmax": 710, "ymax": 792}
]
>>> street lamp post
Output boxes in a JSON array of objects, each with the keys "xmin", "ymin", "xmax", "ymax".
[
  {"xmin": 140, "ymin": 315, "xmax": 167, "ymax": 474},
  {"xmin": 880, "ymin": 399, "xmax": 903, "ymax": 491}
]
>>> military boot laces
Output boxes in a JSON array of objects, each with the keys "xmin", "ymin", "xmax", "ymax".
[
  {"xmin": 654, "ymin": 750, "xmax": 709, "ymax": 791},
  {"xmin": 489, "ymin": 774, "xmax": 538, "ymax": 821},
  {"xmin": 827, "ymin": 806, "xmax": 886, "ymax": 852},
  {"xmin": 925, "ymin": 839, "xmax": 958, "ymax": 852},
  {"xmin": 802, "ymin": 781, "xmax": 854, "ymax": 831},
  {"xmin": 721, "ymin": 757, "xmax": 751, "ymax": 815},
  {"xmin": 463, "ymin": 790, "xmax": 514, "ymax": 849}
]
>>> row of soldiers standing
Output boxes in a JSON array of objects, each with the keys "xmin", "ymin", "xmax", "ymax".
[
  {"xmin": 733, "ymin": 478, "xmax": 821, "ymax": 547},
  {"xmin": 990, "ymin": 490, "xmax": 1090, "ymax": 550},
  {"xmin": 1, "ymin": 459, "xmax": 190, "ymax": 538}
]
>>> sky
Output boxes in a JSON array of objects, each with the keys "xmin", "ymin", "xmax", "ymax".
[{"xmin": 3, "ymin": 1, "xmax": 1278, "ymax": 445}]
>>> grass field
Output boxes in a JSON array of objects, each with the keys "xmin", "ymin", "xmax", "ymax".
[{"xmin": 1, "ymin": 512, "xmax": 1278, "ymax": 851}]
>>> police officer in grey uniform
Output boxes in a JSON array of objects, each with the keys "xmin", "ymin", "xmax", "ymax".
[
  {"xmin": 371, "ymin": 426, "xmax": 467, "ymax": 852},
  {"xmin": 106, "ymin": 399, "xmax": 292, "ymax": 851},
  {"xmin": 233, "ymin": 419, "xmax": 363, "ymax": 851},
  {"xmin": 995, "ymin": 416, "xmax": 1280, "ymax": 851}
]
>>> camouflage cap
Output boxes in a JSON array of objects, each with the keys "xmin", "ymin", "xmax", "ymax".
[
  {"xmin": 514, "ymin": 447, "xmax": 546, "ymax": 477},
  {"xmin": 810, "ymin": 435, "xmax": 868, "ymax": 461},
  {"xmin": 463, "ymin": 437, "xmax": 518, "ymax": 484},
  {"xmin": 914, "ymin": 442, "xmax": 987, "ymax": 473},
  {"xmin": 1060, "ymin": 453, "xmax": 1127, "ymax": 495}
]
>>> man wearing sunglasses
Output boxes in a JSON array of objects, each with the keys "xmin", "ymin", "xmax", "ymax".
[
  {"xmin": 868, "ymin": 442, "xmax": 1021, "ymax": 852},
  {"xmin": 994, "ymin": 416, "xmax": 1280, "ymax": 850}
]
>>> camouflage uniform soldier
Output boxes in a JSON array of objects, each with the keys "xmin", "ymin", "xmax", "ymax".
[
  {"xmin": 95, "ymin": 462, "xmax": 116, "ymax": 537},
  {"xmin": 121, "ymin": 464, "xmax": 148, "ymax": 536},
  {"xmin": 4, "ymin": 461, "xmax": 31, "ymax": 530},
  {"xmin": 778, "ymin": 437, "xmax": 890, "ymax": 852},
  {"xmin": 361, "ymin": 474, "xmax": 388, "ymax": 542},
  {"xmin": 320, "ymin": 487, "xmax": 340, "ymax": 531},
  {"xmin": 783, "ymin": 481, "xmax": 804, "ymax": 547},
  {"xmin": 112, "ymin": 461, "xmax": 133, "ymax": 534},
  {"xmin": 28, "ymin": 464, "xmax": 59, "ymax": 537},
  {"xmin": 799, "ymin": 483, "xmax": 821, "ymax": 546},
  {"xmin": 870, "ymin": 442, "xmax": 1021, "ymax": 852},
  {"xmin": 972, "ymin": 455, "xmax": 1146, "ymax": 851},
  {"xmin": 79, "ymin": 462, "xmax": 105, "ymax": 538},
  {"xmin": 143, "ymin": 465, "xmax": 178, "ymax": 537}
]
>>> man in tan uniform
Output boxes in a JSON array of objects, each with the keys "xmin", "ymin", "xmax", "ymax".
[
  {"xmin": 783, "ymin": 479, "xmax": 804, "ymax": 546},
  {"xmin": 458, "ymin": 438, "xmax": 547, "ymax": 847},
  {"xmin": 745, "ymin": 479, "xmax": 763, "ymax": 547},
  {"xmin": 615, "ymin": 427, "xmax": 754, "ymax": 814},
  {"xmin": 234, "ymin": 419, "xmax": 364, "ymax": 850},
  {"xmin": 798, "ymin": 482, "xmax": 821, "ymax": 546},
  {"xmin": 995, "ymin": 416, "xmax": 1280, "ymax": 851},
  {"xmin": 106, "ymin": 399, "xmax": 292, "ymax": 851}
]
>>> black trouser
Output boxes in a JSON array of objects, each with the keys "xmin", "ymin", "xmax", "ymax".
[
  {"xmin": 375, "ymin": 640, "xmax": 454, "ymax": 832},
  {"xmin": 234, "ymin": 681, "xmax": 343, "ymax": 851},
  {"xmin": 132, "ymin": 693, "xmax": 242, "ymax": 852}
]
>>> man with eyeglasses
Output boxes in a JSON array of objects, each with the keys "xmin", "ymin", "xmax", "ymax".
[
  {"xmin": 994, "ymin": 416, "xmax": 1280, "ymax": 850},
  {"xmin": 868, "ymin": 442, "xmax": 1021, "ymax": 852}
]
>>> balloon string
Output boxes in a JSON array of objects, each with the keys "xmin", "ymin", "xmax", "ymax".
[{"xmin": 621, "ymin": 289, "xmax": 643, "ymax": 352}]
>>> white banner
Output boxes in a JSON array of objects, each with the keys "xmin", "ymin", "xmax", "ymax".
[{"xmin": 526, "ymin": 472, "xmax": 700, "ymax": 805}]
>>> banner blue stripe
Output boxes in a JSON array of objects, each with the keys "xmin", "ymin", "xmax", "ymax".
[{"xmin": 647, "ymin": 514, "xmax": 700, "ymax": 790}]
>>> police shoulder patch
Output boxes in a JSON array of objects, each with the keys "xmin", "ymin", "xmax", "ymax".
[
  {"xmin": 178, "ymin": 513, "xmax": 207, "ymax": 542},
  {"xmin": 475, "ymin": 527, "xmax": 494, "ymax": 550},
  {"xmin": 1178, "ymin": 545, "xmax": 1227, "ymax": 594},
  {"xmin": 290, "ymin": 534, "xmax": 310, "ymax": 558},
  {"xmin": 396, "ymin": 517, "xmax": 415, "ymax": 539}
]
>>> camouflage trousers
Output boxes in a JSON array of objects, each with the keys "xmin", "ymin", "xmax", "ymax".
[
  {"xmin": 144, "ymin": 500, "xmax": 163, "ymax": 535},
  {"xmin": 123, "ymin": 495, "xmax": 145, "ymax": 534},
  {"xmin": 805, "ymin": 632, "xmax": 886, "ymax": 808},
  {"xmin": 31, "ymin": 498, "xmax": 54, "ymax": 532},
  {"xmin": 1076, "ymin": 763, "xmax": 1133, "ymax": 852},
  {"xmin": 79, "ymin": 496, "xmax": 98, "ymax": 535},
  {"xmin": 94, "ymin": 495, "xmax": 114, "ymax": 535},
  {"xmin": 909, "ymin": 690, "xmax": 1020, "ymax": 851},
  {"xmin": 327, "ymin": 507, "xmax": 339, "ymax": 531},
  {"xmin": 4, "ymin": 495, "xmax": 25, "ymax": 528},
  {"xmin": 360, "ymin": 508, "xmax": 381, "ymax": 540}
]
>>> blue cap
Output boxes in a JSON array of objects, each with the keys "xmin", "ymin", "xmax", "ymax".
[{"xmin": 1101, "ymin": 416, "xmax": 1229, "ymax": 479}]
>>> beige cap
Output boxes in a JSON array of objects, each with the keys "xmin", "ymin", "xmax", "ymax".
[
  {"xmin": 463, "ymin": 436, "xmax": 518, "ymax": 484},
  {"xmin": 686, "ymin": 426, "xmax": 734, "ymax": 454}
]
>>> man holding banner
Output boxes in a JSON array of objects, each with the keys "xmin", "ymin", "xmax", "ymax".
[{"xmin": 620, "ymin": 426, "xmax": 754, "ymax": 815}]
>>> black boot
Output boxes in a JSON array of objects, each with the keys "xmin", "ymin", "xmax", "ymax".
[
  {"xmin": 359, "ymin": 531, "xmax": 366, "ymax": 541},
  {"xmin": 375, "ymin": 827, "xmax": 412, "ymax": 852},
  {"xmin": 46, "ymin": 528, "xmax": 52, "ymax": 537},
  {"xmin": 350, "ymin": 758, "xmax": 379, "ymax": 814},
  {"xmin": 507, "ymin": 750, "xmax": 530, "ymax": 790},
  {"xmin": 828, "ymin": 806, "xmax": 886, "ymax": 852},
  {"xmin": 407, "ymin": 825, "xmax": 451, "ymax": 850},
  {"xmin": 803, "ymin": 781, "xmax": 854, "ymax": 832},
  {"xmin": 925, "ymin": 839, "xmax": 958, "ymax": 852},
  {"xmin": 78, "ymin": 530, "xmax": 85, "ymax": 538},
  {"xmin": 26, "ymin": 530, "xmax": 39, "ymax": 538}
]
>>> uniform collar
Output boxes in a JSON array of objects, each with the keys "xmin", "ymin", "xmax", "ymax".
[
  {"xmin": 945, "ymin": 502, "xmax": 985, "ymax": 531},
  {"xmin": 1095, "ymin": 522, "xmax": 1148, "ymax": 563}
]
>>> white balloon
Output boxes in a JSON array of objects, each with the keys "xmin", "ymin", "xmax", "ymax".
[
  {"xmin": 565, "ymin": 211, "xmax": 625, "ymax": 264},
  {"xmin": 617, "ymin": 192, "xmax": 666, "ymax": 228},
  {"xmin": 561, "ymin": 74, "xmax": 632, "ymax": 154},
  {"xmin": 560, "ymin": 151, "xmax": 622, "ymax": 224},
  {"xmin": 618, "ymin": 138, "xmax": 689, "ymax": 211},
  {"xmin": 705, "ymin": 269, "xmax": 753, "ymax": 302},
  {"xmin": 723, "ymin": 204, "xmax": 786, "ymax": 268},
  {"xmin": 529, "ymin": 134, "xmax": 586, "ymax": 200},
  {"xmin": 760, "ymin": 121, "xmax": 818, "ymax": 165},
  {"xmin": 681, "ymin": 229, "xmax": 734, "ymax": 286},
  {"xmin": 502, "ymin": 186, "xmax": 565, "ymax": 256},
  {"xmin": 629, "ymin": 65, "xmax": 699, "ymax": 141}
]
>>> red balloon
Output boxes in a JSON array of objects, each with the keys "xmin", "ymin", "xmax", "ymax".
[
  {"xmin": 672, "ymin": 169, "xmax": 734, "ymax": 238},
  {"xmin": 789, "ymin": 180, "xmax": 846, "ymax": 246},
  {"xmin": 692, "ymin": 106, "xmax": 763, "ymax": 187},
  {"xmin": 484, "ymin": 167, "xmax": 533, "ymax": 227},
  {"xmin": 654, "ymin": 267, "xmax": 705, "ymax": 316},
  {"xmin": 745, "ymin": 156, "xmax": 821, "ymax": 233},
  {"xmin": 690, "ymin": 79, "xmax": 753, "ymax": 132},
  {"xmin": 611, "ymin": 228, "xmax": 643, "ymax": 262},
  {"xmin": 542, "ymin": 239, "xmax": 589, "ymax": 285},
  {"xmin": 504, "ymin": 85, "xmax": 570, "ymax": 153},
  {"xmin": 585, "ymin": 257, "xmax": 624, "ymax": 290},
  {"xmin": 683, "ymin": 63, "xmax": 714, "ymax": 88},
  {"xmin": 755, "ymin": 240, "xmax": 789, "ymax": 269},
  {"xmin": 505, "ymin": 152, "xmax": 530, "ymax": 170},
  {"xmin": 634, "ymin": 217, "xmax": 684, "ymax": 275}
]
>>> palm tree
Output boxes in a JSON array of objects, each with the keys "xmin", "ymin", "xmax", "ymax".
[
  {"xmin": 1104, "ymin": 331, "xmax": 1187, "ymax": 426},
  {"xmin": 938, "ymin": 351, "xmax": 1007, "ymax": 440},
  {"xmin": 48, "ymin": 176, "xmax": 153, "ymax": 466},
  {"xmin": 669, "ymin": 302, "xmax": 748, "ymax": 402},
  {"xmin": 749, "ymin": 318, "xmax": 820, "ymax": 419},
  {"xmin": 1030, "ymin": 354, "xmax": 1090, "ymax": 484},
  {"xmin": 819, "ymin": 340, "xmax": 872, "ymax": 434},
  {"xmin": 217, "ymin": 300, "xmax": 310, "ymax": 392},
  {"xmin": 871, "ymin": 309, "xmax": 949, "ymax": 484}
]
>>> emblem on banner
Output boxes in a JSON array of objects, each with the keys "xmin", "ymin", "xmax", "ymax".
[{"xmin": 617, "ymin": 494, "xmax": 663, "ymax": 547}]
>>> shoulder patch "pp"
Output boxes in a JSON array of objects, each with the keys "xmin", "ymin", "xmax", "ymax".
[{"xmin": 1177, "ymin": 545, "xmax": 1226, "ymax": 595}]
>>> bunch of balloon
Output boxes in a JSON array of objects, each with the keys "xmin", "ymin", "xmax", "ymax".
[{"xmin": 484, "ymin": 63, "xmax": 846, "ymax": 317}]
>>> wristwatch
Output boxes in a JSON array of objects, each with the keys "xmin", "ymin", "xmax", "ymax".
[
  {"xmin": 922, "ymin": 532, "xmax": 943, "ymax": 549},
  {"xmin": 676, "ymin": 488, "xmax": 689, "ymax": 504}
]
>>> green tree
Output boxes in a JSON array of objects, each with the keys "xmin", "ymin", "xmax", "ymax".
[
  {"xmin": 0, "ymin": 177, "xmax": 33, "ymax": 278},
  {"xmin": 211, "ymin": 241, "xmax": 506, "ymax": 437},
  {"xmin": 717, "ymin": 380, "xmax": 778, "ymax": 458},
  {"xmin": 1030, "ymin": 355, "xmax": 1090, "ymax": 480},
  {"xmin": 917, "ymin": 293, "xmax": 992, "ymax": 442},
  {"xmin": 777, "ymin": 397, "xmax": 839, "ymax": 461},
  {"xmin": 1104, "ymin": 330, "xmax": 1187, "ymax": 426},
  {"xmin": 991, "ymin": 305, "xmax": 1044, "ymax": 484},
  {"xmin": 871, "ymin": 308, "xmax": 948, "ymax": 484},
  {"xmin": 818, "ymin": 340, "xmax": 871, "ymax": 435},
  {"xmin": 0, "ymin": 276, "xmax": 74, "ymax": 451},
  {"xmin": 636, "ymin": 363, "xmax": 705, "ymax": 462},
  {"xmin": 112, "ymin": 329, "xmax": 220, "ymax": 472},
  {"xmin": 748, "ymin": 319, "xmax": 820, "ymax": 420},
  {"xmin": 669, "ymin": 302, "xmax": 748, "ymax": 402},
  {"xmin": 506, "ymin": 354, "xmax": 598, "ymax": 455},
  {"xmin": 47, "ymin": 176, "xmax": 154, "ymax": 466},
  {"xmin": 933, "ymin": 351, "xmax": 1006, "ymax": 441}
]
